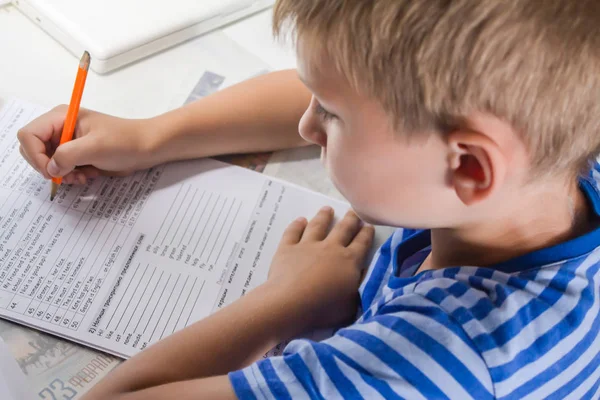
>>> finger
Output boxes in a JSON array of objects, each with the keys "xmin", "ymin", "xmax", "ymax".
[
  {"xmin": 302, "ymin": 206, "xmax": 334, "ymax": 241},
  {"xmin": 62, "ymin": 172, "xmax": 77, "ymax": 185},
  {"xmin": 77, "ymin": 172, "xmax": 87, "ymax": 185},
  {"xmin": 281, "ymin": 217, "xmax": 308, "ymax": 245},
  {"xmin": 19, "ymin": 146, "xmax": 33, "ymax": 169},
  {"xmin": 47, "ymin": 135, "xmax": 98, "ymax": 178},
  {"xmin": 348, "ymin": 224, "xmax": 375, "ymax": 256},
  {"xmin": 18, "ymin": 129, "xmax": 53, "ymax": 178},
  {"xmin": 18, "ymin": 107, "xmax": 67, "ymax": 144},
  {"xmin": 327, "ymin": 210, "xmax": 362, "ymax": 246},
  {"xmin": 76, "ymin": 166, "xmax": 102, "ymax": 180}
]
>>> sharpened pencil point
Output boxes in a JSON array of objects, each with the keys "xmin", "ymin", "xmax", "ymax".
[
  {"xmin": 80, "ymin": 51, "xmax": 91, "ymax": 71},
  {"xmin": 50, "ymin": 182, "xmax": 58, "ymax": 201}
]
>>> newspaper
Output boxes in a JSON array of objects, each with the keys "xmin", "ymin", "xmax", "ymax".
[{"xmin": 0, "ymin": 320, "xmax": 120, "ymax": 399}]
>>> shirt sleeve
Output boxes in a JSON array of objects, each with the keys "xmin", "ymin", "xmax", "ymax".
[{"xmin": 228, "ymin": 294, "xmax": 494, "ymax": 400}]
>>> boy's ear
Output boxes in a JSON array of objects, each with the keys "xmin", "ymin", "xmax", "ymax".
[{"xmin": 447, "ymin": 130, "xmax": 507, "ymax": 206}]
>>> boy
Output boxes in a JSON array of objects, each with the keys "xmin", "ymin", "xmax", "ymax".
[{"xmin": 17, "ymin": 0, "xmax": 600, "ymax": 398}]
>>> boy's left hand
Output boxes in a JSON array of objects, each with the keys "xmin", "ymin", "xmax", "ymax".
[{"xmin": 265, "ymin": 207, "xmax": 374, "ymax": 339}]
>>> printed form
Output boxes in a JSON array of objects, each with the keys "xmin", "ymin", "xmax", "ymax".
[{"xmin": 0, "ymin": 99, "xmax": 350, "ymax": 358}]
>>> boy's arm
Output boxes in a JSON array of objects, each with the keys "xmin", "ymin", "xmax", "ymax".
[
  {"xmin": 81, "ymin": 209, "xmax": 374, "ymax": 400},
  {"xmin": 146, "ymin": 69, "xmax": 313, "ymax": 166},
  {"xmin": 18, "ymin": 70, "xmax": 312, "ymax": 182},
  {"xmin": 82, "ymin": 280, "xmax": 289, "ymax": 400}
]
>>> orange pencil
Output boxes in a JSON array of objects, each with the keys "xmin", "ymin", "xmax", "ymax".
[{"xmin": 50, "ymin": 51, "xmax": 91, "ymax": 201}]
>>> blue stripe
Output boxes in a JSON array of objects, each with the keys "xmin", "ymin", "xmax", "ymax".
[
  {"xmin": 546, "ymin": 347, "xmax": 600, "ymax": 400},
  {"xmin": 378, "ymin": 302, "xmax": 480, "ymax": 354},
  {"xmin": 376, "ymin": 315, "xmax": 493, "ymax": 399},
  {"xmin": 339, "ymin": 329, "xmax": 450, "ymax": 399},
  {"xmin": 401, "ymin": 228, "xmax": 421, "ymax": 240},
  {"xmin": 258, "ymin": 359, "xmax": 293, "ymax": 400},
  {"xmin": 447, "ymin": 281, "xmax": 469, "ymax": 298},
  {"xmin": 490, "ymin": 264, "xmax": 600, "ymax": 393},
  {"xmin": 474, "ymin": 268, "xmax": 495, "ymax": 279},
  {"xmin": 493, "ymin": 283, "xmax": 510, "ymax": 307},
  {"xmin": 496, "ymin": 266, "xmax": 600, "ymax": 397},
  {"xmin": 581, "ymin": 370, "xmax": 600, "ymax": 400},
  {"xmin": 311, "ymin": 343, "xmax": 362, "ymax": 398},
  {"xmin": 470, "ymin": 297, "xmax": 495, "ymax": 321},
  {"xmin": 284, "ymin": 353, "xmax": 326, "ymax": 400},
  {"xmin": 322, "ymin": 345, "xmax": 405, "ymax": 400},
  {"xmin": 474, "ymin": 261, "xmax": 581, "ymax": 352},
  {"xmin": 387, "ymin": 272, "xmax": 424, "ymax": 290},
  {"xmin": 362, "ymin": 235, "xmax": 393, "ymax": 311},
  {"xmin": 507, "ymin": 275, "xmax": 529, "ymax": 290},
  {"xmin": 423, "ymin": 283, "xmax": 493, "ymax": 326},
  {"xmin": 423, "ymin": 287, "xmax": 451, "ymax": 305},
  {"xmin": 229, "ymin": 370, "xmax": 259, "ymax": 400},
  {"xmin": 443, "ymin": 268, "xmax": 461, "ymax": 279},
  {"xmin": 391, "ymin": 230, "xmax": 431, "ymax": 278}
]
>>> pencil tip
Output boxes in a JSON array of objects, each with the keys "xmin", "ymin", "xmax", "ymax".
[
  {"xmin": 50, "ymin": 182, "xmax": 58, "ymax": 201},
  {"xmin": 80, "ymin": 51, "xmax": 91, "ymax": 70}
]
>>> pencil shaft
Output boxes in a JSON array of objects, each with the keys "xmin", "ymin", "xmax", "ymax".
[{"xmin": 50, "ymin": 51, "xmax": 91, "ymax": 195}]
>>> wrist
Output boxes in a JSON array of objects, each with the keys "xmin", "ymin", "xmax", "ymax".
[
  {"xmin": 143, "ymin": 113, "xmax": 180, "ymax": 166},
  {"xmin": 144, "ymin": 105, "xmax": 219, "ymax": 167},
  {"xmin": 252, "ymin": 281, "xmax": 315, "ymax": 342}
]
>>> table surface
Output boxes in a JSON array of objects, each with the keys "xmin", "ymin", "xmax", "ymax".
[{"xmin": 0, "ymin": 4, "xmax": 394, "ymax": 398}]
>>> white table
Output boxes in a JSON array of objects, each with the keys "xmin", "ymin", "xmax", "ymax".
[{"xmin": 0, "ymin": 4, "xmax": 297, "ymax": 117}]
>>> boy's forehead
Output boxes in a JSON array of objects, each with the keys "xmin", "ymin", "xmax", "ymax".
[{"xmin": 296, "ymin": 41, "xmax": 353, "ymax": 101}]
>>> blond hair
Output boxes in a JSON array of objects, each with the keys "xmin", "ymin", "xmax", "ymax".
[{"xmin": 273, "ymin": 0, "xmax": 600, "ymax": 175}]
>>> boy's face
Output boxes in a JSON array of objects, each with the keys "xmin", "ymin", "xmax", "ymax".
[{"xmin": 296, "ymin": 42, "xmax": 460, "ymax": 227}]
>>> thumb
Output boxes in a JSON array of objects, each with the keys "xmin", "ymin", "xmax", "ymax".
[{"xmin": 47, "ymin": 136, "xmax": 97, "ymax": 177}]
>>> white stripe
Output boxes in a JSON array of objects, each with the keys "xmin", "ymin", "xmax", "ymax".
[
  {"xmin": 463, "ymin": 267, "xmax": 561, "ymax": 341},
  {"xmin": 359, "ymin": 230, "xmax": 402, "ymax": 309},
  {"xmin": 268, "ymin": 357, "xmax": 311, "ymax": 400},
  {"xmin": 416, "ymin": 277, "xmax": 459, "ymax": 293},
  {"xmin": 359, "ymin": 248, "xmax": 383, "ymax": 295},
  {"xmin": 495, "ymin": 257, "xmax": 600, "ymax": 396},
  {"xmin": 353, "ymin": 320, "xmax": 481, "ymax": 399},
  {"xmin": 481, "ymin": 261, "xmax": 594, "ymax": 367},
  {"xmin": 439, "ymin": 283, "xmax": 488, "ymax": 312},
  {"xmin": 514, "ymin": 277, "xmax": 600, "ymax": 399},
  {"xmin": 592, "ymin": 384, "xmax": 600, "ymax": 400},
  {"xmin": 592, "ymin": 166, "xmax": 600, "ymax": 183},
  {"xmin": 333, "ymin": 357, "xmax": 386, "ymax": 399},
  {"xmin": 563, "ymin": 359, "xmax": 600, "ymax": 400},
  {"xmin": 243, "ymin": 365, "xmax": 270, "ymax": 400},
  {"xmin": 401, "ymin": 311, "xmax": 492, "ymax": 390},
  {"xmin": 328, "ymin": 334, "xmax": 427, "ymax": 400},
  {"xmin": 287, "ymin": 341, "xmax": 344, "ymax": 400}
]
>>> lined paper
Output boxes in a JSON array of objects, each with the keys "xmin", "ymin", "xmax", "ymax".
[{"xmin": 0, "ymin": 99, "xmax": 350, "ymax": 358}]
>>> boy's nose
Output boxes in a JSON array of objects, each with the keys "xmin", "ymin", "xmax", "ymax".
[{"xmin": 299, "ymin": 111, "xmax": 327, "ymax": 147}]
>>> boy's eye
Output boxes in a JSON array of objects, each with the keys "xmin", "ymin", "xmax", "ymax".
[{"xmin": 315, "ymin": 103, "xmax": 337, "ymax": 122}]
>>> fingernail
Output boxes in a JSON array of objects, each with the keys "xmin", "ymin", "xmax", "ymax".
[
  {"xmin": 322, "ymin": 206, "xmax": 333, "ymax": 212},
  {"xmin": 47, "ymin": 159, "xmax": 60, "ymax": 177}
]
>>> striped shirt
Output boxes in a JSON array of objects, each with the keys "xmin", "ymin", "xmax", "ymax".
[{"xmin": 229, "ymin": 162, "xmax": 600, "ymax": 399}]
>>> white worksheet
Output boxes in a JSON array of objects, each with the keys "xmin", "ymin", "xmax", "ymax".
[{"xmin": 0, "ymin": 99, "xmax": 350, "ymax": 358}]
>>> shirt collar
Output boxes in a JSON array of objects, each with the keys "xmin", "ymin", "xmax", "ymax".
[{"xmin": 393, "ymin": 171, "xmax": 600, "ymax": 276}]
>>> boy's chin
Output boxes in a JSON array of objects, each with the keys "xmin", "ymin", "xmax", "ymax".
[{"xmin": 351, "ymin": 208, "xmax": 384, "ymax": 226}]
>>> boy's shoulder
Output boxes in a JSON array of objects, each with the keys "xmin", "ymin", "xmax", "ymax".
[{"xmin": 232, "ymin": 247, "xmax": 600, "ymax": 399}]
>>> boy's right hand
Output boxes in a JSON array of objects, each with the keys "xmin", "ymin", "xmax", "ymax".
[{"xmin": 18, "ymin": 105, "xmax": 154, "ymax": 185}]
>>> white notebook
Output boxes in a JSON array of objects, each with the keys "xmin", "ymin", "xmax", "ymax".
[
  {"xmin": 0, "ymin": 99, "xmax": 348, "ymax": 359},
  {"xmin": 14, "ymin": 0, "xmax": 275, "ymax": 73}
]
